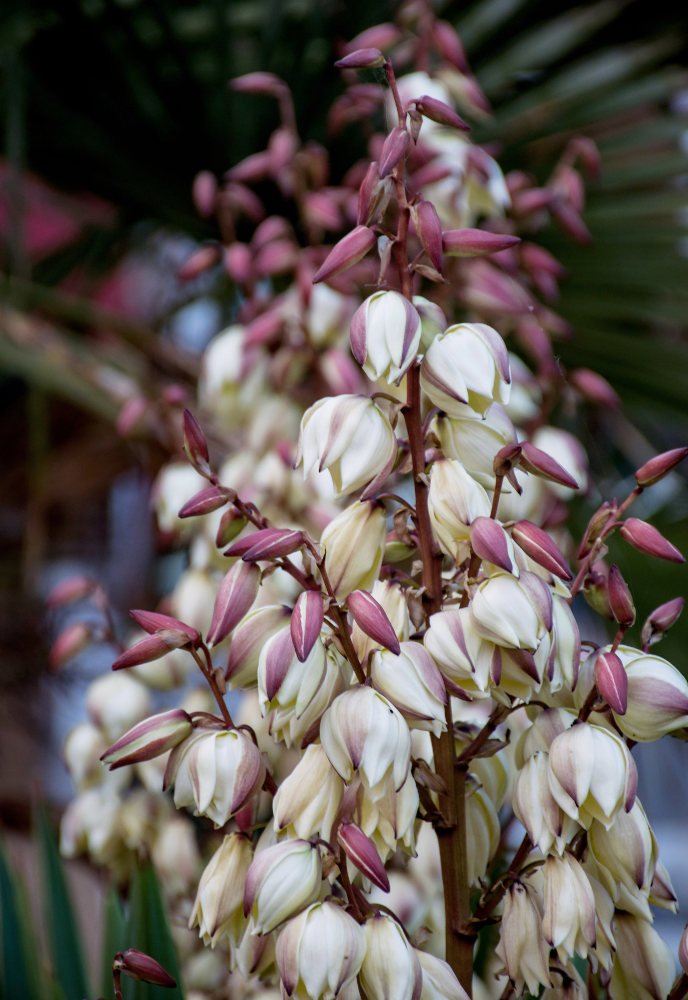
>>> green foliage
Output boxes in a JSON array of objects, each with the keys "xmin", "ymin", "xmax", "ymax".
[{"xmin": 0, "ymin": 817, "xmax": 183, "ymax": 1000}]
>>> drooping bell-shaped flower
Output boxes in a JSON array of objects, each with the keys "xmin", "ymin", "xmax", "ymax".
[
  {"xmin": 420, "ymin": 322, "xmax": 510, "ymax": 416},
  {"xmin": 243, "ymin": 838, "xmax": 322, "ymax": 934},
  {"xmin": 427, "ymin": 459, "xmax": 491, "ymax": 563},
  {"xmin": 320, "ymin": 500, "xmax": 387, "ymax": 600},
  {"xmin": 189, "ymin": 832, "xmax": 253, "ymax": 947},
  {"xmin": 296, "ymin": 394, "xmax": 397, "ymax": 498},
  {"xmin": 276, "ymin": 901, "xmax": 366, "ymax": 1000},
  {"xmin": 350, "ymin": 290, "xmax": 422, "ymax": 384}
]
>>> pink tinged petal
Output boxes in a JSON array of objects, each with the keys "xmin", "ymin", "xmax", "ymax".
[
  {"xmin": 182, "ymin": 408, "xmax": 210, "ymax": 468},
  {"xmin": 129, "ymin": 609, "xmax": 200, "ymax": 644},
  {"xmin": 442, "ymin": 228, "xmax": 521, "ymax": 257},
  {"xmin": 312, "ymin": 226, "xmax": 377, "ymax": 284},
  {"xmin": 378, "ymin": 127, "xmax": 410, "ymax": 179},
  {"xmin": 116, "ymin": 949, "xmax": 176, "ymax": 988},
  {"xmin": 349, "ymin": 299, "xmax": 369, "ymax": 365},
  {"xmin": 519, "ymin": 441, "xmax": 579, "ymax": 489},
  {"xmin": 620, "ymin": 518, "xmax": 685, "ymax": 563},
  {"xmin": 112, "ymin": 630, "xmax": 191, "ymax": 670},
  {"xmin": 679, "ymin": 925, "xmax": 688, "ymax": 975},
  {"xmin": 518, "ymin": 570, "xmax": 553, "ymax": 632},
  {"xmin": 595, "ymin": 651, "xmax": 628, "ymax": 715},
  {"xmin": 412, "ymin": 200, "xmax": 443, "ymax": 272},
  {"xmin": 549, "ymin": 726, "xmax": 594, "ymax": 808},
  {"xmin": 470, "ymin": 517, "xmax": 513, "ymax": 572},
  {"xmin": 649, "ymin": 596, "xmax": 684, "ymax": 631},
  {"xmin": 242, "ymin": 528, "xmax": 305, "ymax": 562},
  {"xmin": 229, "ymin": 737, "xmax": 266, "ymax": 814},
  {"xmin": 263, "ymin": 627, "xmax": 297, "ymax": 701},
  {"xmin": 508, "ymin": 647, "xmax": 539, "ymax": 682},
  {"xmin": 178, "ymin": 486, "xmax": 229, "ymax": 518},
  {"xmin": 338, "ymin": 822, "xmax": 390, "ymax": 891},
  {"xmin": 608, "ymin": 564, "xmax": 635, "ymax": 627},
  {"xmin": 414, "ymin": 94, "xmax": 469, "ymax": 131},
  {"xmin": 334, "ymin": 47, "xmax": 385, "ymax": 69},
  {"xmin": 291, "ymin": 590, "xmax": 324, "ymax": 662},
  {"xmin": 206, "ymin": 561, "xmax": 261, "ymax": 646},
  {"xmin": 101, "ymin": 709, "xmax": 192, "ymax": 769},
  {"xmin": 490, "ymin": 646, "xmax": 502, "ymax": 685},
  {"xmin": 346, "ymin": 590, "xmax": 401, "ymax": 654},
  {"xmin": 634, "ymin": 446, "xmax": 688, "ymax": 487},
  {"xmin": 625, "ymin": 751, "xmax": 638, "ymax": 812},
  {"xmin": 472, "ymin": 323, "xmax": 511, "ymax": 387},
  {"xmin": 511, "ymin": 520, "xmax": 572, "ymax": 580}
]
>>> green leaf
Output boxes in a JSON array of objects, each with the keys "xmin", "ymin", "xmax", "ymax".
[
  {"xmin": 101, "ymin": 885, "xmax": 128, "ymax": 999},
  {"xmin": 36, "ymin": 808, "xmax": 90, "ymax": 1000},
  {"xmin": 124, "ymin": 863, "xmax": 184, "ymax": 1000},
  {"xmin": 0, "ymin": 838, "xmax": 40, "ymax": 1000}
]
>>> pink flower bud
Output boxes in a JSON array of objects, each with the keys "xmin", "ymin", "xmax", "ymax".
[
  {"xmin": 206, "ymin": 561, "xmax": 261, "ymax": 646},
  {"xmin": 182, "ymin": 408, "xmax": 211, "ymax": 476},
  {"xmin": 620, "ymin": 518, "xmax": 684, "ymax": 563},
  {"xmin": 414, "ymin": 95, "xmax": 469, "ymax": 131},
  {"xmin": 101, "ymin": 709, "xmax": 193, "ymax": 769},
  {"xmin": 607, "ymin": 564, "xmax": 635, "ymax": 628},
  {"xmin": 112, "ymin": 629, "xmax": 191, "ymax": 671},
  {"xmin": 216, "ymin": 507, "xmax": 247, "ymax": 548},
  {"xmin": 442, "ymin": 228, "xmax": 521, "ymax": 257},
  {"xmin": 224, "ymin": 242, "xmax": 253, "ymax": 284},
  {"xmin": 518, "ymin": 441, "xmax": 579, "ymax": 490},
  {"xmin": 335, "ymin": 47, "xmax": 386, "ymax": 69},
  {"xmin": 357, "ymin": 161, "xmax": 393, "ymax": 227},
  {"xmin": 129, "ymin": 609, "xmax": 200, "ymax": 645},
  {"xmin": 230, "ymin": 72, "xmax": 288, "ymax": 98},
  {"xmin": 432, "ymin": 20, "xmax": 470, "ymax": 71},
  {"xmin": 411, "ymin": 200, "xmax": 443, "ymax": 272},
  {"xmin": 570, "ymin": 368, "xmax": 620, "ymax": 408},
  {"xmin": 511, "ymin": 520, "xmax": 572, "ymax": 580},
  {"xmin": 470, "ymin": 517, "xmax": 514, "ymax": 573},
  {"xmin": 178, "ymin": 486, "xmax": 229, "ymax": 518},
  {"xmin": 290, "ymin": 590, "xmax": 325, "ymax": 662},
  {"xmin": 641, "ymin": 596, "xmax": 684, "ymax": 648},
  {"xmin": 240, "ymin": 528, "xmax": 305, "ymax": 562},
  {"xmin": 45, "ymin": 574, "xmax": 95, "ymax": 607},
  {"xmin": 378, "ymin": 127, "xmax": 410, "ymax": 179},
  {"xmin": 345, "ymin": 23, "xmax": 401, "ymax": 52},
  {"xmin": 347, "ymin": 590, "xmax": 401, "ymax": 655},
  {"xmin": 595, "ymin": 650, "xmax": 628, "ymax": 715},
  {"xmin": 312, "ymin": 226, "xmax": 377, "ymax": 284},
  {"xmin": 226, "ymin": 150, "xmax": 272, "ymax": 184},
  {"xmin": 115, "ymin": 949, "xmax": 176, "ymax": 988},
  {"xmin": 177, "ymin": 243, "xmax": 222, "ymax": 281},
  {"xmin": 254, "ymin": 238, "xmax": 298, "ymax": 277},
  {"xmin": 339, "ymin": 821, "xmax": 389, "ymax": 891},
  {"xmin": 192, "ymin": 170, "xmax": 218, "ymax": 218},
  {"xmin": 49, "ymin": 621, "xmax": 91, "ymax": 671},
  {"xmin": 634, "ymin": 446, "xmax": 688, "ymax": 487}
]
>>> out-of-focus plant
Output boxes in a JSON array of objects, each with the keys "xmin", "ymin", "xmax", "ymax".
[{"xmin": 51, "ymin": 5, "xmax": 688, "ymax": 999}]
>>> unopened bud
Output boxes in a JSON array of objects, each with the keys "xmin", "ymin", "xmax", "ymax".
[
  {"xmin": 115, "ymin": 949, "xmax": 176, "ymax": 988},
  {"xmin": 206, "ymin": 561, "xmax": 261, "ymax": 646},
  {"xmin": 347, "ymin": 590, "xmax": 401, "ymax": 655},
  {"xmin": 335, "ymin": 47, "xmax": 386, "ymax": 69},
  {"xmin": 312, "ymin": 226, "xmax": 377, "ymax": 284},
  {"xmin": 101, "ymin": 709, "xmax": 193, "ymax": 769},
  {"xmin": 192, "ymin": 170, "xmax": 218, "ymax": 218},
  {"xmin": 291, "ymin": 590, "xmax": 325, "ymax": 662},
  {"xmin": 240, "ymin": 528, "xmax": 305, "ymax": 562},
  {"xmin": 470, "ymin": 517, "xmax": 514, "ymax": 573},
  {"xmin": 578, "ymin": 502, "xmax": 615, "ymax": 558},
  {"xmin": 226, "ymin": 604, "xmax": 290, "ymax": 687},
  {"xmin": 442, "ymin": 228, "xmax": 520, "ymax": 258},
  {"xmin": 570, "ymin": 368, "xmax": 620, "ymax": 408},
  {"xmin": 177, "ymin": 243, "xmax": 222, "ymax": 282},
  {"xmin": 49, "ymin": 621, "xmax": 91, "ymax": 671},
  {"xmin": 129, "ymin": 609, "xmax": 200, "ymax": 645},
  {"xmin": 112, "ymin": 629, "xmax": 191, "ymax": 671},
  {"xmin": 607, "ymin": 564, "xmax": 635, "ymax": 628},
  {"xmin": 641, "ymin": 596, "xmax": 684, "ymax": 649},
  {"xmin": 511, "ymin": 520, "xmax": 571, "ymax": 580},
  {"xmin": 45, "ymin": 574, "xmax": 95, "ymax": 608},
  {"xmin": 411, "ymin": 200, "xmax": 443, "ymax": 273},
  {"xmin": 494, "ymin": 442, "xmax": 522, "ymax": 477},
  {"xmin": 634, "ymin": 446, "xmax": 688, "ymax": 487},
  {"xmin": 432, "ymin": 20, "xmax": 470, "ymax": 71},
  {"xmin": 230, "ymin": 71, "xmax": 288, "ymax": 98},
  {"xmin": 215, "ymin": 507, "xmax": 247, "ymax": 547},
  {"xmin": 182, "ymin": 409, "xmax": 211, "ymax": 476},
  {"xmin": 224, "ymin": 242, "xmax": 253, "ymax": 284},
  {"xmin": 338, "ymin": 821, "xmax": 389, "ymax": 891},
  {"xmin": 178, "ymin": 486, "xmax": 229, "ymax": 518},
  {"xmin": 620, "ymin": 518, "xmax": 684, "ymax": 564},
  {"xmin": 519, "ymin": 441, "xmax": 579, "ymax": 490},
  {"xmin": 378, "ymin": 127, "xmax": 410, "ymax": 179},
  {"xmin": 595, "ymin": 651, "xmax": 628, "ymax": 715},
  {"xmin": 414, "ymin": 94, "xmax": 469, "ymax": 131}
]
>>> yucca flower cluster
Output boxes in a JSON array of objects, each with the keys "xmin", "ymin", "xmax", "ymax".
[{"xmin": 54, "ymin": 6, "xmax": 688, "ymax": 1000}]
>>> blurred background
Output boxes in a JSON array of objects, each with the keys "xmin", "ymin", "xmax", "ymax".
[{"xmin": 1, "ymin": 0, "xmax": 687, "ymax": 982}]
